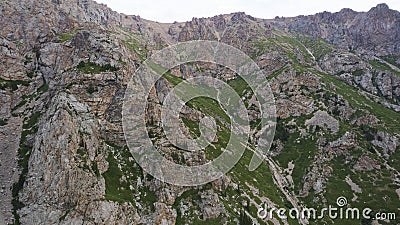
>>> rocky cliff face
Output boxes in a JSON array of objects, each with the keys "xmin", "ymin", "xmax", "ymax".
[
  {"xmin": 279, "ymin": 3, "xmax": 400, "ymax": 55},
  {"xmin": 0, "ymin": 1, "xmax": 399, "ymax": 225}
]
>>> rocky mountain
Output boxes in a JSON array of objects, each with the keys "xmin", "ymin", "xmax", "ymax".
[
  {"xmin": 279, "ymin": 3, "xmax": 400, "ymax": 55},
  {"xmin": 0, "ymin": 0, "xmax": 399, "ymax": 224}
]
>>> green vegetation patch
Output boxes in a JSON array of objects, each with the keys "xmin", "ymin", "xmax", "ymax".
[
  {"xmin": 186, "ymin": 97, "xmax": 230, "ymax": 124},
  {"xmin": 268, "ymin": 65, "xmax": 288, "ymax": 80},
  {"xmin": 86, "ymin": 85, "xmax": 98, "ymax": 94},
  {"xmin": 102, "ymin": 143, "xmax": 157, "ymax": 211},
  {"xmin": 12, "ymin": 111, "xmax": 42, "ymax": 224},
  {"xmin": 37, "ymin": 83, "xmax": 49, "ymax": 94},
  {"xmin": 181, "ymin": 117, "xmax": 201, "ymax": 138},
  {"xmin": 0, "ymin": 118, "xmax": 8, "ymax": 126},
  {"xmin": 0, "ymin": 77, "xmax": 29, "ymax": 91},
  {"xmin": 273, "ymin": 130, "xmax": 318, "ymax": 190},
  {"xmin": 26, "ymin": 71, "xmax": 35, "ymax": 78},
  {"xmin": 103, "ymin": 147, "xmax": 137, "ymax": 203},
  {"xmin": 56, "ymin": 30, "xmax": 77, "ymax": 43},
  {"xmin": 122, "ymin": 38, "xmax": 147, "ymax": 61},
  {"xmin": 295, "ymin": 34, "xmax": 334, "ymax": 60},
  {"xmin": 76, "ymin": 61, "xmax": 119, "ymax": 74},
  {"xmin": 226, "ymin": 76, "xmax": 253, "ymax": 98},
  {"xmin": 351, "ymin": 69, "xmax": 364, "ymax": 76},
  {"xmin": 369, "ymin": 60, "xmax": 400, "ymax": 77},
  {"xmin": 267, "ymin": 34, "xmax": 312, "ymax": 74},
  {"xmin": 322, "ymin": 155, "xmax": 400, "ymax": 225},
  {"xmin": 252, "ymin": 39, "xmax": 275, "ymax": 59},
  {"xmin": 380, "ymin": 55, "xmax": 400, "ymax": 68},
  {"xmin": 312, "ymin": 69, "xmax": 400, "ymax": 133},
  {"xmin": 24, "ymin": 55, "xmax": 32, "ymax": 65}
]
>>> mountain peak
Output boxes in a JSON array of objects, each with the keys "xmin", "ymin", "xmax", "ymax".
[
  {"xmin": 339, "ymin": 8, "xmax": 355, "ymax": 13},
  {"xmin": 370, "ymin": 3, "xmax": 390, "ymax": 12},
  {"xmin": 376, "ymin": 3, "xmax": 389, "ymax": 9}
]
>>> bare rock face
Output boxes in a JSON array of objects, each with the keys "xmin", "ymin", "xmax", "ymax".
[
  {"xmin": 87, "ymin": 201, "xmax": 140, "ymax": 224},
  {"xmin": 375, "ymin": 71, "xmax": 400, "ymax": 100},
  {"xmin": 18, "ymin": 93, "xmax": 138, "ymax": 224},
  {"xmin": 305, "ymin": 110, "xmax": 339, "ymax": 134},
  {"xmin": 319, "ymin": 51, "xmax": 400, "ymax": 104},
  {"xmin": 282, "ymin": 3, "xmax": 400, "ymax": 55},
  {"xmin": 320, "ymin": 51, "xmax": 367, "ymax": 75},
  {"xmin": 353, "ymin": 72, "xmax": 378, "ymax": 95},
  {"xmin": 0, "ymin": 116, "xmax": 23, "ymax": 223},
  {"xmin": 199, "ymin": 189, "xmax": 225, "ymax": 219},
  {"xmin": 354, "ymin": 156, "xmax": 381, "ymax": 171},
  {"xmin": 153, "ymin": 203, "xmax": 177, "ymax": 225},
  {"xmin": 372, "ymin": 131, "xmax": 399, "ymax": 156},
  {"xmin": 272, "ymin": 71, "xmax": 319, "ymax": 118}
]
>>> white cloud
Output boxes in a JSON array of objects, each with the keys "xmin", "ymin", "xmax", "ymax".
[{"xmin": 95, "ymin": 0, "xmax": 400, "ymax": 23}]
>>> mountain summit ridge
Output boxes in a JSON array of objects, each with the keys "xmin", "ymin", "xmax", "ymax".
[{"xmin": 1, "ymin": 1, "xmax": 399, "ymax": 54}]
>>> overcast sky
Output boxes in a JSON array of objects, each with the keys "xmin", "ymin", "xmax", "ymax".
[{"xmin": 95, "ymin": 0, "xmax": 400, "ymax": 23}]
